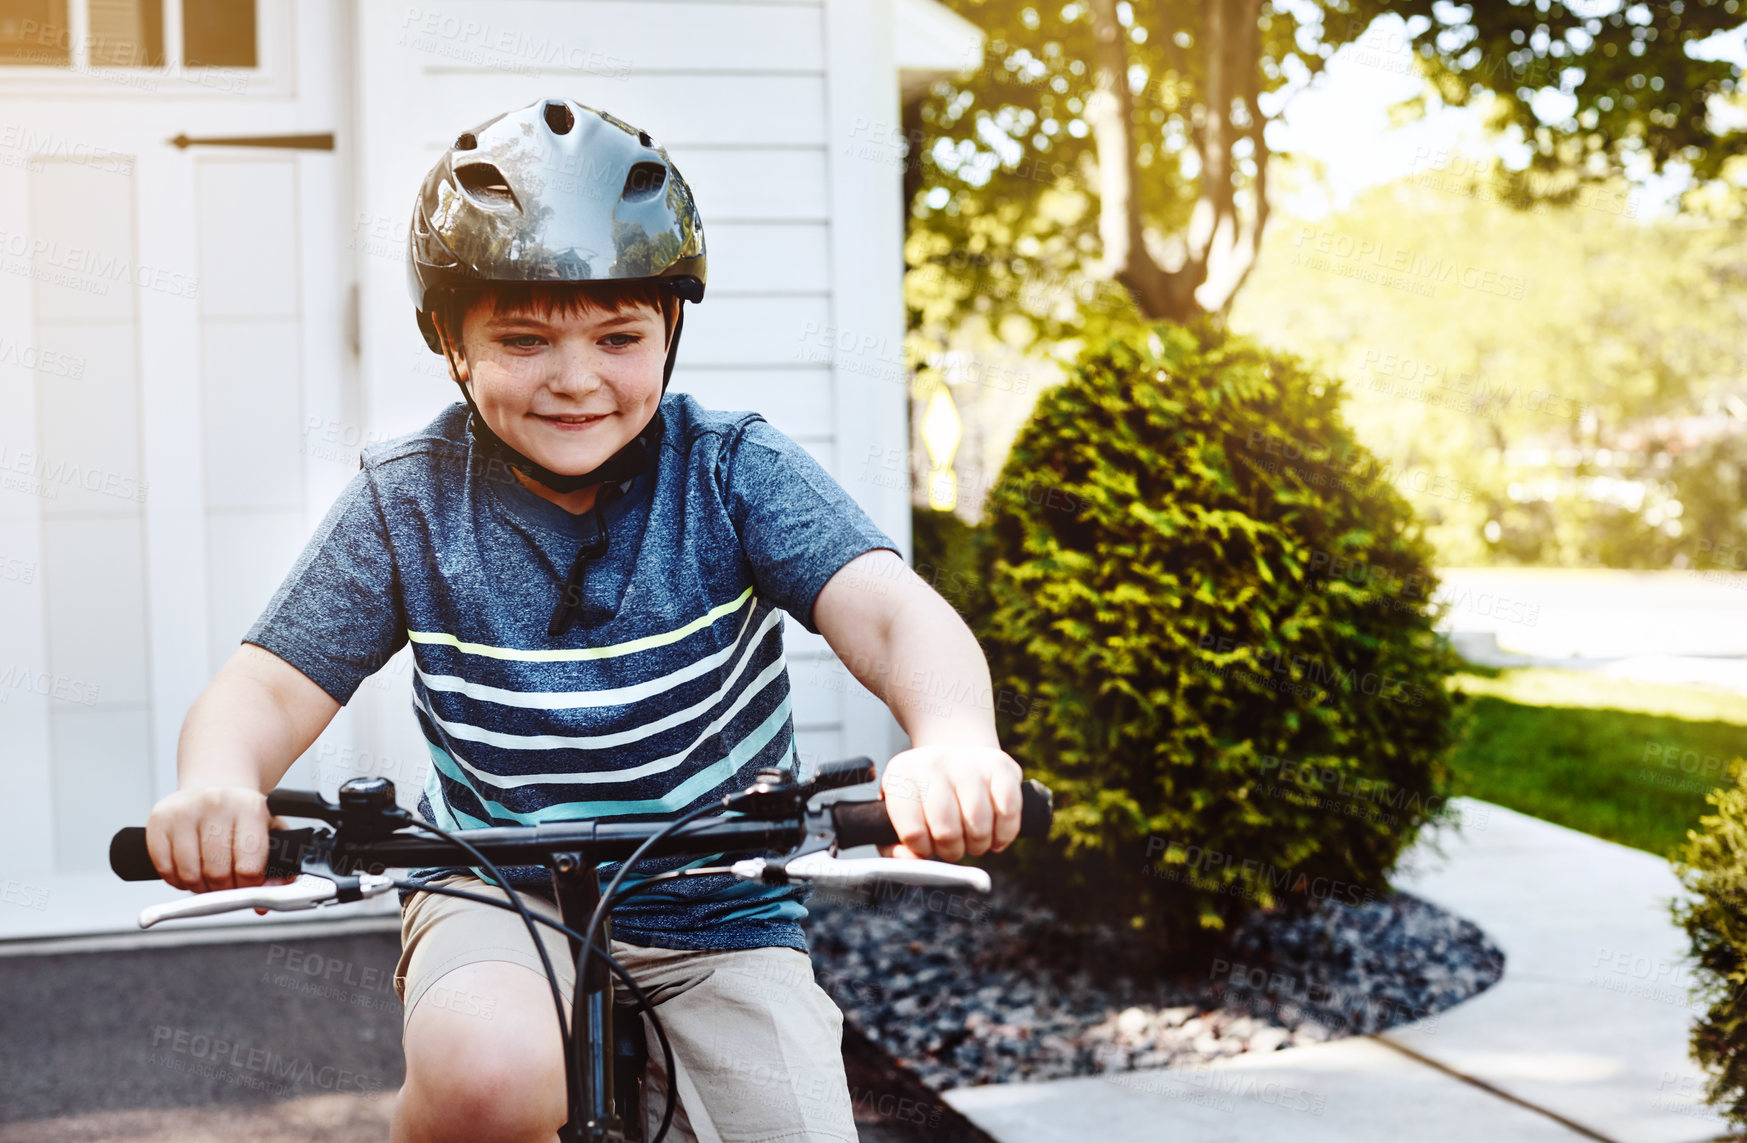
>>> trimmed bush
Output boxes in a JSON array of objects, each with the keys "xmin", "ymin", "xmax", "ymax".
[
  {"xmin": 968, "ymin": 318, "xmax": 1463, "ymax": 958},
  {"xmin": 1673, "ymin": 763, "xmax": 1747, "ymax": 1127},
  {"xmin": 912, "ymin": 505, "xmax": 989, "ymax": 621}
]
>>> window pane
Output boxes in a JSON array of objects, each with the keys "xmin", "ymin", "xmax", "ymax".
[
  {"xmin": 182, "ymin": 0, "xmax": 252, "ymax": 68},
  {"xmin": 87, "ymin": 0, "xmax": 163, "ymax": 67},
  {"xmin": 0, "ymin": 0, "xmax": 69, "ymax": 66}
]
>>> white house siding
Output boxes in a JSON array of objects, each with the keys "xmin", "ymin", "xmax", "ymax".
[{"xmin": 0, "ymin": 0, "xmax": 355, "ymax": 938}]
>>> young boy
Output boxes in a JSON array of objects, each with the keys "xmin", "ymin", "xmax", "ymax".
[{"xmin": 143, "ymin": 97, "xmax": 1022, "ymax": 1143}]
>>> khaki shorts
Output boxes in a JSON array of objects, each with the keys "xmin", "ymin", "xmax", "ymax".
[{"xmin": 394, "ymin": 873, "xmax": 858, "ymax": 1143}]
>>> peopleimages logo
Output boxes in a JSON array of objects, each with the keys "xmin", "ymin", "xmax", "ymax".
[
  {"xmin": 1254, "ymin": 753, "xmax": 1445, "ymax": 816},
  {"xmin": 0, "ymin": 665, "xmax": 99, "ymax": 706},
  {"xmin": 1194, "ymin": 634, "xmax": 1428, "ymax": 707},
  {"xmin": 397, "ymin": 7, "xmax": 632, "ymax": 78},
  {"xmin": 148, "ymin": 1026, "xmax": 387, "ymax": 1096},
  {"xmin": 0, "ymin": 229, "xmax": 197, "ymax": 298},
  {"xmin": 1143, "ymin": 837, "xmax": 1377, "ymax": 908},
  {"xmin": 0, "ymin": 124, "xmax": 133, "ymax": 174},
  {"xmin": 0, "ymin": 446, "xmax": 147, "ymax": 503},
  {"xmin": 0, "ymin": 337, "xmax": 85, "ymax": 378}
]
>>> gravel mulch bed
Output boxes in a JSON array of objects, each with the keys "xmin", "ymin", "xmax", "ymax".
[{"xmin": 803, "ymin": 883, "xmax": 1504, "ymax": 1092}]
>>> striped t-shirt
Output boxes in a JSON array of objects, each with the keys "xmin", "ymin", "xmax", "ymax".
[{"xmin": 242, "ymin": 393, "xmax": 897, "ymax": 951}]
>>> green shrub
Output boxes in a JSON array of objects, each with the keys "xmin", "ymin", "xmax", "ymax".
[
  {"xmin": 912, "ymin": 507, "xmax": 990, "ymax": 623},
  {"xmin": 972, "ymin": 317, "xmax": 1463, "ymax": 958},
  {"xmin": 1673, "ymin": 763, "xmax": 1747, "ymax": 1127}
]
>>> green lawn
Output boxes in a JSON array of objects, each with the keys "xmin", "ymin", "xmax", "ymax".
[{"xmin": 1448, "ymin": 668, "xmax": 1747, "ymax": 859}]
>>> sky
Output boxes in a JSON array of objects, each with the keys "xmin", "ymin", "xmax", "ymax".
[{"xmin": 1262, "ymin": 6, "xmax": 1747, "ymax": 222}]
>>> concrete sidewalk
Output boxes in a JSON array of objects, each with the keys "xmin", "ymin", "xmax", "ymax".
[{"xmin": 943, "ymin": 799, "xmax": 1737, "ymax": 1143}]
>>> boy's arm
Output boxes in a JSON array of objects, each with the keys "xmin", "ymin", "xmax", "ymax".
[
  {"xmin": 146, "ymin": 643, "xmax": 341, "ymax": 893},
  {"xmin": 811, "ymin": 548, "xmax": 1024, "ymax": 863},
  {"xmin": 711, "ymin": 416, "xmax": 1019, "ymax": 858},
  {"xmin": 145, "ymin": 460, "xmax": 404, "ymax": 894}
]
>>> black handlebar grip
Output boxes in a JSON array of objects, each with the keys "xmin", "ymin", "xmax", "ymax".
[
  {"xmin": 831, "ymin": 778, "xmax": 1054, "ymax": 849},
  {"xmin": 109, "ymin": 828, "xmax": 162, "ymax": 882},
  {"xmin": 108, "ymin": 827, "xmax": 317, "ymax": 883}
]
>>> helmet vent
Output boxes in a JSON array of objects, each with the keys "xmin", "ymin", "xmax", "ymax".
[
  {"xmin": 637, "ymin": 130, "xmax": 655, "ymax": 148},
  {"xmin": 544, "ymin": 100, "xmax": 576, "ymax": 135},
  {"xmin": 455, "ymin": 162, "xmax": 519, "ymax": 210},
  {"xmin": 454, "ymin": 132, "xmax": 477, "ymax": 151},
  {"xmin": 623, "ymin": 162, "xmax": 666, "ymax": 202}
]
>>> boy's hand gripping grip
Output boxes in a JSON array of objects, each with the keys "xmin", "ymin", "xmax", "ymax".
[{"xmin": 830, "ymin": 778, "xmax": 1054, "ymax": 849}]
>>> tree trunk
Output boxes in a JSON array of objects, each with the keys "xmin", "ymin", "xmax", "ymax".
[
  {"xmin": 1085, "ymin": 0, "xmax": 1271, "ymax": 326},
  {"xmin": 1086, "ymin": 0, "xmax": 1199, "ymax": 321}
]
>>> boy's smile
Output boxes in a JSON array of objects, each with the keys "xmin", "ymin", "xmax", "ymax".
[
  {"xmin": 449, "ymin": 294, "xmax": 668, "ymax": 513},
  {"xmin": 534, "ymin": 412, "xmax": 609, "ymax": 429}
]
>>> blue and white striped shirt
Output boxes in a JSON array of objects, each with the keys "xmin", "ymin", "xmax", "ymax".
[{"xmin": 243, "ymin": 393, "xmax": 897, "ymax": 951}]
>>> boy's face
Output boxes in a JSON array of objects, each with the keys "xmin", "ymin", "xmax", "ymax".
[{"xmin": 449, "ymin": 293, "xmax": 667, "ymax": 479}]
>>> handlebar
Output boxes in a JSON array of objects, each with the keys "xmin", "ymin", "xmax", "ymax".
[
  {"xmin": 108, "ymin": 763, "xmax": 1055, "ymax": 929},
  {"xmin": 110, "ymin": 780, "xmax": 1053, "ymax": 882}
]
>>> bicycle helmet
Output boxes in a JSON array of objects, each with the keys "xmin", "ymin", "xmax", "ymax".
[
  {"xmin": 407, "ymin": 95, "xmax": 706, "ymax": 495},
  {"xmin": 407, "ymin": 97, "xmax": 708, "ymax": 635}
]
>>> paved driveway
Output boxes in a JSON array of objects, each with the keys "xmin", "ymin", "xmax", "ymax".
[{"xmin": 0, "ymin": 921, "xmax": 985, "ymax": 1143}]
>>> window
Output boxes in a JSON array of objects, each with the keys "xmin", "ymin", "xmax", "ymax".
[
  {"xmin": 0, "ymin": 0, "xmax": 254, "ymax": 69},
  {"xmin": 182, "ymin": 0, "xmax": 252, "ymax": 68},
  {"xmin": 0, "ymin": 0, "xmax": 69, "ymax": 64},
  {"xmin": 88, "ymin": 0, "xmax": 164, "ymax": 67}
]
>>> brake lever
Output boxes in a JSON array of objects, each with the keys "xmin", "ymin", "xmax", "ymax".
[
  {"xmin": 137, "ymin": 872, "xmax": 397, "ymax": 930},
  {"xmin": 729, "ymin": 851, "xmax": 992, "ymax": 893}
]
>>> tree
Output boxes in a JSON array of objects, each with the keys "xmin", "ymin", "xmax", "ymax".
[
  {"xmin": 906, "ymin": 0, "xmax": 1745, "ymax": 343},
  {"xmin": 1226, "ymin": 167, "xmax": 1747, "ymax": 567}
]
